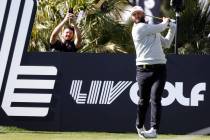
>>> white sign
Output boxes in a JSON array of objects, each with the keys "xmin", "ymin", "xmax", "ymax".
[{"xmin": 0, "ymin": 0, "xmax": 57, "ymax": 117}]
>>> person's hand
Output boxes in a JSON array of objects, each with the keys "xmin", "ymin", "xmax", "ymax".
[
  {"xmin": 69, "ymin": 14, "xmax": 77, "ymax": 25},
  {"xmin": 63, "ymin": 13, "xmax": 70, "ymax": 22},
  {"xmin": 63, "ymin": 13, "xmax": 75, "ymax": 23},
  {"xmin": 162, "ymin": 17, "xmax": 170, "ymax": 24},
  {"xmin": 169, "ymin": 22, "xmax": 176, "ymax": 29}
]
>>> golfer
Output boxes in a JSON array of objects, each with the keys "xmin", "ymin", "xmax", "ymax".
[{"xmin": 131, "ymin": 6, "xmax": 176, "ymax": 138}]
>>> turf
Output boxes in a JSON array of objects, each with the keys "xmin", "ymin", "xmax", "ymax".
[
  {"xmin": 0, "ymin": 127, "xmax": 210, "ymax": 140},
  {"xmin": 0, "ymin": 132, "xmax": 210, "ymax": 140}
]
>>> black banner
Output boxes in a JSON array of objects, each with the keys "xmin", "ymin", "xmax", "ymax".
[{"xmin": 0, "ymin": 53, "xmax": 210, "ymax": 134}]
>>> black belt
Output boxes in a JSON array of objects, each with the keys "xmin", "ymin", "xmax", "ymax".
[{"xmin": 137, "ymin": 64, "xmax": 166, "ymax": 69}]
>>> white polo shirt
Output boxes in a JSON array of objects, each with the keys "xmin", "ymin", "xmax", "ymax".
[{"xmin": 132, "ymin": 21, "xmax": 176, "ymax": 65}]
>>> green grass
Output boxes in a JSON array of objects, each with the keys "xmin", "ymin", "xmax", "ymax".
[{"xmin": 0, "ymin": 126, "xmax": 210, "ymax": 140}]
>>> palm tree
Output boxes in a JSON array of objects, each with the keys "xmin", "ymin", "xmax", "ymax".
[
  {"xmin": 28, "ymin": 0, "xmax": 135, "ymax": 53},
  {"xmin": 29, "ymin": 0, "xmax": 66, "ymax": 52},
  {"xmin": 161, "ymin": 0, "xmax": 210, "ymax": 54}
]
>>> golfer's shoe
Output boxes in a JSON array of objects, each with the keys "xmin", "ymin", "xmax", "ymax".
[
  {"xmin": 136, "ymin": 127, "xmax": 144, "ymax": 138},
  {"xmin": 141, "ymin": 127, "xmax": 157, "ymax": 139}
]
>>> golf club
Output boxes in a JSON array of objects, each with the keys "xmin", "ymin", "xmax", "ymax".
[{"xmin": 145, "ymin": 15, "xmax": 176, "ymax": 23}]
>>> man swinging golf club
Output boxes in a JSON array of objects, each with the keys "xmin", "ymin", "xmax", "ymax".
[{"xmin": 131, "ymin": 6, "xmax": 176, "ymax": 138}]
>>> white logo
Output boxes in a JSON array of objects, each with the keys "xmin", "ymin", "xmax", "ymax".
[
  {"xmin": 162, "ymin": 82, "xmax": 205, "ymax": 106},
  {"xmin": 0, "ymin": 0, "xmax": 57, "ymax": 117},
  {"xmin": 69, "ymin": 80, "xmax": 132, "ymax": 104},
  {"xmin": 129, "ymin": 82, "xmax": 206, "ymax": 106}
]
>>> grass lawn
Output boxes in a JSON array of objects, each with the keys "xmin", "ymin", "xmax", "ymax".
[
  {"xmin": 0, "ymin": 132, "xmax": 210, "ymax": 140},
  {"xmin": 0, "ymin": 127, "xmax": 210, "ymax": 140}
]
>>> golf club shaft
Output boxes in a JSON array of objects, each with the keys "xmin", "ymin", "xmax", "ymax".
[{"xmin": 145, "ymin": 15, "xmax": 175, "ymax": 22}]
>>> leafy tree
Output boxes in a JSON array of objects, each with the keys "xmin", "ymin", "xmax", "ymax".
[
  {"xmin": 29, "ymin": 0, "xmax": 134, "ymax": 53},
  {"xmin": 161, "ymin": 0, "xmax": 210, "ymax": 54}
]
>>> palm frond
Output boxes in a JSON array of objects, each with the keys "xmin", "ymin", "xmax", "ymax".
[{"xmin": 29, "ymin": 0, "xmax": 134, "ymax": 53}]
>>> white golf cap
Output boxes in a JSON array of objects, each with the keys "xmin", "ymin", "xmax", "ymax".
[{"xmin": 130, "ymin": 6, "xmax": 144, "ymax": 15}]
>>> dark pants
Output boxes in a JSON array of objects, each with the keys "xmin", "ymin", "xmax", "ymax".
[{"xmin": 136, "ymin": 64, "xmax": 166, "ymax": 130}]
